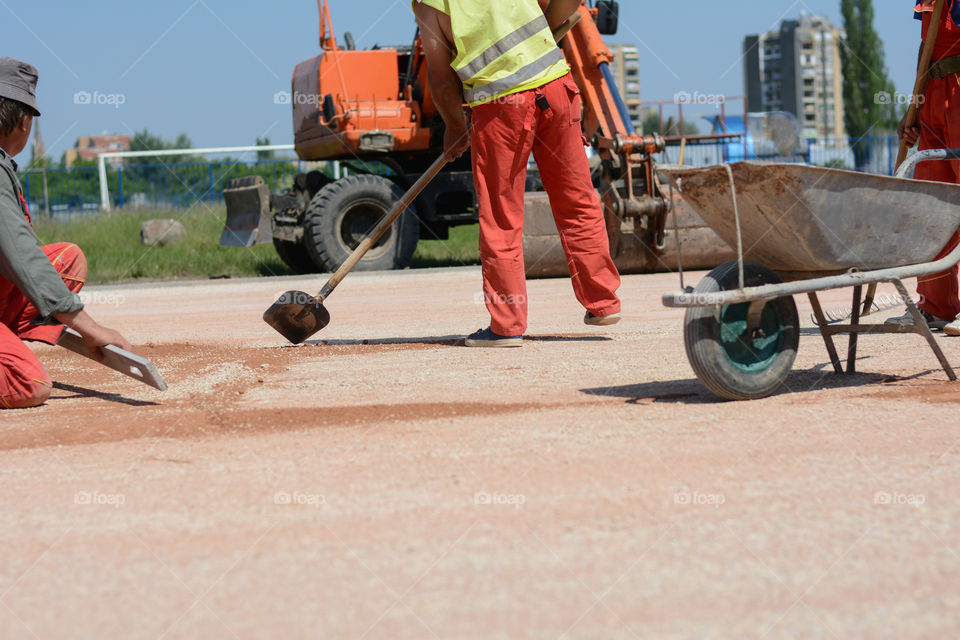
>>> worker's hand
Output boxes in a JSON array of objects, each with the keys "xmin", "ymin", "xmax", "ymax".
[
  {"xmin": 443, "ymin": 121, "xmax": 470, "ymax": 161},
  {"xmin": 78, "ymin": 325, "xmax": 133, "ymax": 363},
  {"xmin": 55, "ymin": 309, "xmax": 134, "ymax": 362},
  {"xmin": 899, "ymin": 112, "xmax": 921, "ymax": 148}
]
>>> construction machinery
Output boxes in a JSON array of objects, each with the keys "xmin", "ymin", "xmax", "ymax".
[{"xmin": 221, "ymin": 0, "xmax": 733, "ymax": 275}]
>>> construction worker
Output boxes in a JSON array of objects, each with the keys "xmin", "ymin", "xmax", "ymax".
[
  {"xmin": 889, "ymin": 0, "xmax": 960, "ymax": 336},
  {"xmin": 0, "ymin": 57, "xmax": 131, "ymax": 408},
  {"xmin": 413, "ymin": 0, "xmax": 622, "ymax": 347}
]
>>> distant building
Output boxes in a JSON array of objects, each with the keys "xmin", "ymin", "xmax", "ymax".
[
  {"xmin": 610, "ymin": 44, "xmax": 642, "ymax": 131},
  {"xmin": 63, "ymin": 134, "xmax": 131, "ymax": 167},
  {"xmin": 743, "ymin": 14, "xmax": 846, "ymax": 140}
]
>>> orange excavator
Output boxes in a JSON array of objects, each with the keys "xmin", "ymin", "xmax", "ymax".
[{"xmin": 221, "ymin": 0, "xmax": 731, "ymax": 275}]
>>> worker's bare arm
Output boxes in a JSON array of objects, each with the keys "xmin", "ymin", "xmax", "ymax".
[
  {"xmin": 414, "ymin": 4, "xmax": 469, "ymax": 161},
  {"xmin": 544, "ymin": 0, "xmax": 581, "ymax": 32},
  {"xmin": 899, "ymin": 42, "xmax": 926, "ymax": 147},
  {"xmin": 54, "ymin": 309, "xmax": 132, "ymax": 362}
]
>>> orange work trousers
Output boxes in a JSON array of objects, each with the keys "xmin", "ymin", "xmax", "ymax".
[
  {"xmin": 0, "ymin": 243, "xmax": 86, "ymax": 409},
  {"xmin": 916, "ymin": 73, "xmax": 960, "ymax": 321},
  {"xmin": 471, "ymin": 73, "xmax": 621, "ymax": 336}
]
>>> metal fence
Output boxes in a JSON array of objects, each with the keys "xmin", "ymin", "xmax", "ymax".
[
  {"xmin": 655, "ymin": 136, "xmax": 901, "ymax": 176},
  {"xmin": 20, "ymin": 138, "xmax": 902, "ymax": 217}
]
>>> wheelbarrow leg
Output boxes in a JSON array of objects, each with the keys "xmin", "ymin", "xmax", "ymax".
[
  {"xmin": 892, "ymin": 279, "xmax": 958, "ymax": 381},
  {"xmin": 809, "ymin": 292, "xmax": 844, "ymax": 374},
  {"xmin": 862, "ymin": 283, "xmax": 878, "ymax": 318},
  {"xmin": 847, "ymin": 285, "xmax": 863, "ymax": 374}
]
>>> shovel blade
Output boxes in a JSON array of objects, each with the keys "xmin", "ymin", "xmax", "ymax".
[{"xmin": 263, "ymin": 290, "xmax": 331, "ymax": 344}]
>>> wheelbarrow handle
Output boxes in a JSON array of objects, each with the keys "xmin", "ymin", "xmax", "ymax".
[{"xmin": 895, "ymin": 148, "xmax": 960, "ymax": 179}]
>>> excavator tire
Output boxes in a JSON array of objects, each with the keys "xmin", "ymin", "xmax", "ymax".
[{"xmin": 303, "ymin": 175, "xmax": 420, "ymax": 273}]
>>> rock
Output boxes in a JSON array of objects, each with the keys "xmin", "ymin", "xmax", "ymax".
[{"xmin": 140, "ymin": 219, "xmax": 187, "ymax": 247}]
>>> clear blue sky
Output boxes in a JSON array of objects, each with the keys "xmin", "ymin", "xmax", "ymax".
[{"xmin": 5, "ymin": 0, "xmax": 919, "ymax": 161}]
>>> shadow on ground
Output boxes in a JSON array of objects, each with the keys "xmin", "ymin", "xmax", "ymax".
[
  {"xmin": 51, "ymin": 382, "xmax": 160, "ymax": 407},
  {"xmin": 581, "ymin": 362, "xmax": 935, "ymax": 405}
]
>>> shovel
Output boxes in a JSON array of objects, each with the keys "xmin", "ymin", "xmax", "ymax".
[{"xmin": 264, "ymin": 153, "xmax": 449, "ymax": 343}]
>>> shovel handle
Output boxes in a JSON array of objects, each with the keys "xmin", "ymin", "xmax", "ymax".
[
  {"xmin": 319, "ymin": 153, "xmax": 449, "ymax": 298},
  {"xmin": 897, "ymin": 0, "xmax": 947, "ymax": 172}
]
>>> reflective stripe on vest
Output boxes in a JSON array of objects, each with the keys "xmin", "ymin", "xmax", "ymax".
[
  {"xmin": 456, "ymin": 15, "xmax": 550, "ymax": 83},
  {"xmin": 462, "ymin": 48, "xmax": 566, "ymax": 104},
  {"xmin": 420, "ymin": 0, "xmax": 569, "ymax": 107}
]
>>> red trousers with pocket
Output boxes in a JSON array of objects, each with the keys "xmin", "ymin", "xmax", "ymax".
[
  {"xmin": 0, "ymin": 243, "xmax": 86, "ymax": 409},
  {"xmin": 916, "ymin": 74, "xmax": 960, "ymax": 321},
  {"xmin": 470, "ymin": 73, "xmax": 621, "ymax": 336}
]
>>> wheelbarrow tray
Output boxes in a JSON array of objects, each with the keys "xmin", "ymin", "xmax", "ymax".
[{"xmin": 661, "ymin": 162, "xmax": 960, "ymax": 277}]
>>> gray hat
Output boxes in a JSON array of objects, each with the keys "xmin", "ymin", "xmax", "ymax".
[{"xmin": 0, "ymin": 57, "xmax": 40, "ymax": 116}]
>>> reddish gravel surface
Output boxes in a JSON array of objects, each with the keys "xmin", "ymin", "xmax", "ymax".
[{"xmin": 2, "ymin": 266, "xmax": 959, "ymax": 639}]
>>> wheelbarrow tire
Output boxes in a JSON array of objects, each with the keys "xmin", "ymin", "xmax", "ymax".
[
  {"xmin": 684, "ymin": 261, "xmax": 800, "ymax": 401},
  {"xmin": 303, "ymin": 175, "xmax": 420, "ymax": 273}
]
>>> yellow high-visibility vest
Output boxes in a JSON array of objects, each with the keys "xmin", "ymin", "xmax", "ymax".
[{"xmin": 413, "ymin": 0, "xmax": 569, "ymax": 106}]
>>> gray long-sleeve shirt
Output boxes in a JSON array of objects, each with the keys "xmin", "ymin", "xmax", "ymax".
[{"xmin": 0, "ymin": 147, "xmax": 83, "ymax": 322}]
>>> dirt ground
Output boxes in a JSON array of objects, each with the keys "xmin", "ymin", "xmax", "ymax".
[{"xmin": 1, "ymin": 266, "xmax": 959, "ymax": 639}]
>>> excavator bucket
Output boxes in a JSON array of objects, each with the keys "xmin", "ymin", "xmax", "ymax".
[{"xmin": 220, "ymin": 176, "xmax": 273, "ymax": 247}]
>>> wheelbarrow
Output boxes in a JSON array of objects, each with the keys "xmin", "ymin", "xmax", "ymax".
[{"xmin": 659, "ymin": 149, "xmax": 960, "ymax": 400}]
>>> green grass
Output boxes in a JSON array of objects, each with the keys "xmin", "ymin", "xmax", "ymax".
[
  {"xmin": 32, "ymin": 207, "xmax": 480, "ymax": 284},
  {"xmin": 409, "ymin": 223, "xmax": 481, "ymax": 269}
]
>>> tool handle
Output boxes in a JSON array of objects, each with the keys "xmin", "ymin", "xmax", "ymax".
[
  {"xmin": 319, "ymin": 153, "xmax": 449, "ymax": 298},
  {"xmin": 553, "ymin": 10, "xmax": 581, "ymax": 42},
  {"xmin": 897, "ymin": 0, "xmax": 947, "ymax": 172}
]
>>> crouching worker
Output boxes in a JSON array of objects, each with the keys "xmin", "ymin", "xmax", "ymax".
[{"xmin": 0, "ymin": 57, "xmax": 131, "ymax": 409}]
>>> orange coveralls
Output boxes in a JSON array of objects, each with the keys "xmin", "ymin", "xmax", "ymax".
[
  {"xmin": 916, "ymin": 1, "xmax": 960, "ymax": 321},
  {"xmin": 0, "ymin": 240, "xmax": 86, "ymax": 409},
  {"xmin": 472, "ymin": 73, "xmax": 621, "ymax": 336}
]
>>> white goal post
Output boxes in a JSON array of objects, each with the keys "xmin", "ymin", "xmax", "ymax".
[{"xmin": 96, "ymin": 144, "xmax": 296, "ymax": 212}]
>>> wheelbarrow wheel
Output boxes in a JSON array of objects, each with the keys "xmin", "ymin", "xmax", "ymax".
[{"xmin": 684, "ymin": 261, "xmax": 799, "ymax": 401}]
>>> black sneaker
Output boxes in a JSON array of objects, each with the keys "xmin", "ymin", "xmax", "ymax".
[
  {"xmin": 885, "ymin": 309, "xmax": 948, "ymax": 330},
  {"xmin": 464, "ymin": 327, "xmax": 522, "ymax": 348}
]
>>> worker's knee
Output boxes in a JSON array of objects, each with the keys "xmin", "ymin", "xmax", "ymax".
[
  {"xmin": 1, "ymin": 357, "xmax": 53, "ymax": 409},
  {"xmin": 1, "ymin": 382, "xmax": 52, "ymax": 409},
  {"xmin": 43, "ymin": 242, "xmax": 88, "ymax": 288}
]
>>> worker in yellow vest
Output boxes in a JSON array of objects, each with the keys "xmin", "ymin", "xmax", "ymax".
[{"xmin": 413, "ymin": 0, "xmax": 622, "ymax": 347}]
